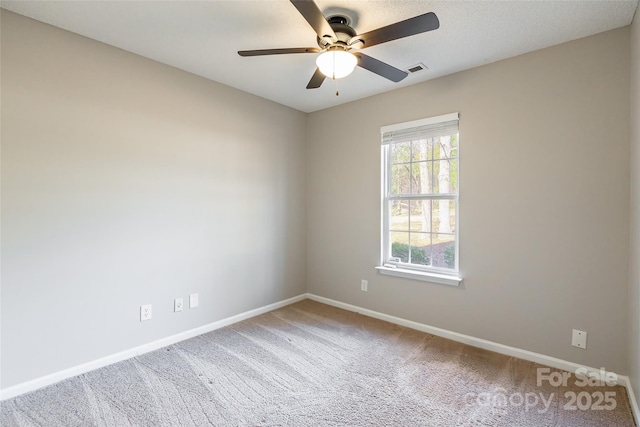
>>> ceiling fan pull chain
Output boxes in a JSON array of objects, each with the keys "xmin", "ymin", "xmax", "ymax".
[{"xmin": 335, "ymin": 78, "xmax": 340, "ymax": 97}]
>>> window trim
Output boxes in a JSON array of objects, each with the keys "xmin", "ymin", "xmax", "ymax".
[
  {"xmin": 379, "ymin": 112, "xmax": 462, "ymax": 286},
  {"xmin": 375, "ymin": 265, "xmax": 462, "ymax": 286}
]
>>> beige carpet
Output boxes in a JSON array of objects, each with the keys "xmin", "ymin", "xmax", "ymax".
[{"xmin": 1, "ymin": 299, "xmax": 636, "ymax": 426}]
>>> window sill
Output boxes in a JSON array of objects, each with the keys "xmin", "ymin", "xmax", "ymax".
[{"xmin": 375, "ymin": 266, "xmax": 462, "ymax": 287}]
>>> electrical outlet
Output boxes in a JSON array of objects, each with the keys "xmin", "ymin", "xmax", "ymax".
[
  {"xmin": 140, "ymin": 304, "xmax": 152, "ymax": 322},
  {"xmin": 361, "ymin": 280, "xmax": 368, "ymax": 292},
  {"xmin": 189, "ymin": 293, "xmax": 199, "ymax": 309},
  {"xmin": 572, "ymin": 329, "xmax": 587, "ymax": 349},
  {"xmin": 174, "ymin": 298, "xmax": 183, "ymax": 312}
]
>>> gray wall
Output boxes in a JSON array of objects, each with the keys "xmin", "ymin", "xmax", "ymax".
[
  {"xmin": 307, "ymin": 28, "xmax": 630, "ymax": 373},
  {"xmin": 1, "ymin": 11, "xmax": 307, "ymax": 388},
  {"xmin": 630, "ymin": 11, "xmax": 640, "ymax": 409},
  {"xmin": 1, "ymin": 8, "xmax": 635, "ymax": 393}
]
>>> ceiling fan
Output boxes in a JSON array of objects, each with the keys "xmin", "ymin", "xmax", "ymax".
[{"xmin": 238, "ymin": 0, "xmax": 439, "ymax": 90}]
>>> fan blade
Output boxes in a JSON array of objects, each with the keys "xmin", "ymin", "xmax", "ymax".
[
  {"xmin": 353, "ymin": 53, "xmax": 408, "ymax": 82},
  {"xmin": 306, "ymin": 68, "xmax": 326, "ymax": 89},
  {"xmin": 354, "ymin": 12, "xmax": 439, "ymax": 49},
  {"xmin": 290, "ymin": 0, "xmax": 337, "ymax": 42},
  {"xmin": 238, "ymin": 47, "xmax": 320, "ymax": 57}
]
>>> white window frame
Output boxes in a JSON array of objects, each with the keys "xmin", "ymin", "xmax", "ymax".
[{"xmin": 376, "ymin": 112, "xmax": 462, "ymax": 286}]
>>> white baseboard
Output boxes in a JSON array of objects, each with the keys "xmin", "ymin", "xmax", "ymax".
[
  {"xmin": 622, "ymin": 376, "xmax": 640, "ymax": 426},
  {"xmin": 0, "ymin": 294, "xmax": 307, "ymax": 401},
  {"xmin": 4, "ymin": 291, "xmax": 639, "ymax": 426},
  {"xmin": 307, "ymin": 293, "xmax": 640, "ymax": 423}
]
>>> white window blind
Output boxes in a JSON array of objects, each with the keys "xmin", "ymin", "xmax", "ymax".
[{"xmin": 381, "ymin": 113, "xmax": 459, "ymax": 145}]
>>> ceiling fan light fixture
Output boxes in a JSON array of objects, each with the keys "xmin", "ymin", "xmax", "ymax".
[{"xmin": 316, "ymin": 50, "xmax": 357, "ymax": 79}]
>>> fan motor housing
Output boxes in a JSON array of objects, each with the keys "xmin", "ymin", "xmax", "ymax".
[{"xmin": 317, "ymin": 15, "xmax": 360, "ymax": 49}]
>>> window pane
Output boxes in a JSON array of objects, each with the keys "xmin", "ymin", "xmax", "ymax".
[
  {"xmin": 390, "ymin": 201, "xmax": 409, "ymax": 231},
  {"xmin": 412, "ymin": 139, "xmax": 433, "ymax": 162},
  {"xmin": 410, "ymin": 232, "xmax": 431, "ymax": 266},
  {"xmin": 433, "ymin": 159, "xmax": 454, "ymax": 194},
  {"xmin": 411, "ymin": 160, "xmax": 433, "ymax": 194},
  {"xmin": 391, "ymin": 164, "xmax": 411, "ymax": 195},
  {"xmin": 450, "ymin": 135, "xmax": 458, "ymax": 159},
  {"xmin": 409, "ymin": 200, "xmax": 431, "ymax": 233},
  {"xmin": 432, "ymin": 200, "xmax": 456, "ymax": 234},
  {"xmin": 449, "ymin": 158, "xmax": 458, "ymax": 193},
  {"xmin": 390, "ymin": 142, "xmax": 411, "ymax": 165},
  {"xmin": 433, "ymin": 135, "xmax": 455, "ymax": 160},
  {"xmin": 390, "ymin": 232, "xmax": 410, "ymax": 262},
  {"xmin": 431, "ymin": 234, "xmax": 456, "ymax": 269}
]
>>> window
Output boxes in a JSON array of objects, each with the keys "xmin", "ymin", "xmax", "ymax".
[{"xmin": 378, "ymin": 113, "xmax": 461, "ymax": 286}]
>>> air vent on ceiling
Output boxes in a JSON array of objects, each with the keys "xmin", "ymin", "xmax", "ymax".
[{"xmin": 406, "ymin": 63, "xmax": 428, "ymax": 74}]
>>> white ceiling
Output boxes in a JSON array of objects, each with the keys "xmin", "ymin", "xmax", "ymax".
[{"xmin": 2, "ymin": 0, "xmax": 638, "ymax": 113}]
